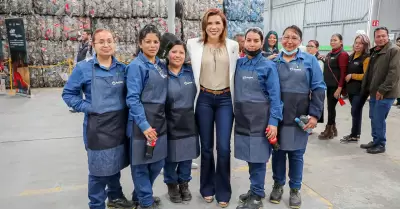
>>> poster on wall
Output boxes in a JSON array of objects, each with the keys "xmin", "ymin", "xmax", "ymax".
[{"xmin": 5, "ymin": 18, "xmax": 31, "ymax": 97}]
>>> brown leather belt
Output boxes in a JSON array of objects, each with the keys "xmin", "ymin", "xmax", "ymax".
[{"xmin": 200, "ymin": 86, "xmax": 230, "ymax": 95}]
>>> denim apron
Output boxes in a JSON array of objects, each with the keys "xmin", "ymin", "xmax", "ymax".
[
  {"xmin": 234, "ymin": 57, "xmax": 272, "ymax": 163},
  {"xmin": 131, "ymin": 64, "xmax": 168, "ymax": 165},
  {"xmin": 277, "ymin": 61, "xmax": 310, "ymax": 151},
  {"xmin": 86, "ymin": 64, "xmax": 129, "ymax": 177},
  {"xmin": 166, "ymin": 70, "xmax": 200, "ymax": 162}
]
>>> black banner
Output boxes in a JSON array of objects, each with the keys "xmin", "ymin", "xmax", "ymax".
[{"xmin": 5, "ymin": 18, "xmax": 27, "ymax": 53}]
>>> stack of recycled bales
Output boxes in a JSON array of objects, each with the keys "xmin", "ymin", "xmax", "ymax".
[
  {"xmin": 0, "ymin": 0, "xmax": 185, "ymax": 88},
  {"xmin": 224, "ymin": 0, "xmax": 265, "ymax": 38}
]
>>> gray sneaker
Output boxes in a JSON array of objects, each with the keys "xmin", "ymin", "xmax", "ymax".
[{"xmin": 289, "ymin": 188, "xmax": 301, "ymax": 209}]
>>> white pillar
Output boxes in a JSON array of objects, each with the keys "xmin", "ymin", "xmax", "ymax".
[{"xmin": 167, "ymin": 0, "xmax": 176, "ymax": 35}]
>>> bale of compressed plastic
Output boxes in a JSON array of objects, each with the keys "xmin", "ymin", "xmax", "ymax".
[
  {"xmin": 125, "ymin": 20, "xmax": 137, "ymax": 43},
  {"xmin": 33, "ymin": 0, "xmax": 65, "ymax": 15},
  {"xmin": 62, "ymin": 40, "xmax": 79, "ymax": 61},
  {"xmin": 85, "ymin": 0, "xmax": 115, "ymax": 18},
  {"xmin": 42, "ymin": 65, "xmax": 68, "ymax": 87},
  {"xmin": 0, "ymin": 0, "xmax": 6, "ymax": 13},
  {"xmin": 0, "ymin": 15, "xmax": 6, "ymax": 40},
  {"xmin": 132, "ymin": 0, "xmax": 150, "ymax": 17},
  {"xmin": 23, "ymin": 15, "xmax": 39, "ymax": 41},
  {"xmin": 224, "ymin": 0, "xmax": 264, "ymax": 22},
  {"xmin": 182, "ymin": 20, "xmax": 201, "ymax": 41},
  {"xmin": 7, "ymin": 0, "xmax": 33, "ymax": 14},
  {"xmin": 227, "ymin": 20, "xmax": 264, "ymax": 39},
  {"xmin": 65, "ymin": 0, "xmax": 85, "ymax": 16},
  {"xmin": 1, "ymin": 40, "xmax": 8, "ymax": 59},
  {"xmin": 62, "ymin": 16, "xmax": 91, "ymax": 41},
  {"xmin": 182, "ymin": 0, "xmax": 220, "ymax": 20},
  {"xmin": 27, "ymin": 41, "xmax": 43, "ymax": 65}
]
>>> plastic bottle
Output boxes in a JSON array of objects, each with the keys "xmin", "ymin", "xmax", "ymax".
[
  {"xmin": 295, "ymin": 117, "xmax": 312, "ymax": 134},
  {"xmin": 145, "ymin": 140, "xmax": 156, "ymax": 159}
]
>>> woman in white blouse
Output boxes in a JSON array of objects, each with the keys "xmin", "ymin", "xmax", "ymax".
[{"xmin": 186, "ymin": 8, "xmax": 239, "ymax": 208}]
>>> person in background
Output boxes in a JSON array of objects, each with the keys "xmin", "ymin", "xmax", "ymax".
[
  {"xmin": 262, "ymin": 30, "xmax": 279, "ymax": 60},
  {"xmin": 318, "ymin": 33, "xmax": 349, "ymax": 140},
  {"xmin": 395, "ymin": 37, "xmax": 400, "ymax": 107},
  {"xmin": 186, "ymin": 8, "xmax": 239, "ymax": 208},
  {"xmin": 62, "ymin": 29, "xmax": 133, "ymax": 209},
  {"xmin": 162, "ymin": 39, "xmax": 200, "ymax": 204},
  {"xmin": 340, "ymin": 34, "xmax": 370, "ymax": 143},
  {"xmin": 233, "ymin": 33, "xmax": 245, "ymax": 57},
  {"xmin": 77, "ymin": 30, "xmax": 92, "ymax": 63},
  {"xmin": 126, "ymin": 25, "xmax": 167, "ymax": 209},
  {"xmin": 360, "ymin": 27, "xmax": 400, "ymax": 154},
  {"xmin": 269, "ymin": 25, "xmax": 326, "ymax": 209},
  {"xmin": 234, "ymin": 27, "xmax": 283, "ymax": 209},
  {"xmin": 306, "ymin": 40, "xmax": 325, "ymax": 131}
]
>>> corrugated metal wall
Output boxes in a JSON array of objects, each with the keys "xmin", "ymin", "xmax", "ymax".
[{"xmin": 264, "ymin": 0, "xmax": 372, "ymax": 50}]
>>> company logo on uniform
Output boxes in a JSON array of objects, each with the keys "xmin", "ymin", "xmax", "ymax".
[
  {"xmin": 331, "ymin": 57, "xmax": 335, "ymax": 60},
  {"xmin": 112, "ymin": 81, "xmax": 124, "ymax": 85},
  {"xmin": 243, "ymin": 76, "xmax": 254, "ymax": 80},
  {"xmin": 353, "ymin": 62, "xmax": 359, "ymax": 65},
  {"xmin": 290, "ymin": 67, "xmax": 302, "ymax": 72},
  {"xmin": 184, "ymin": 81, "xmax": 193, "ymax": 85}
]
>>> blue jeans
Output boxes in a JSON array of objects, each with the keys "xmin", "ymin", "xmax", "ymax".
[
  {"xmin": 369, "ymin": 97, "xmax": 394, "ymax": 147},
  {"xmin": 195, "ymin": 91, "xmax": 234, "ymax": 202},
  {"xmin": 272, "ymin": 149, "xmax": 306, "ymax": 189},
  {"xmin": 131, "ymin": 160, "xmax": 165, "ymax": 207},
  {"xmin": 88, "ymin": 172, "xmax": 124, "ymax": 209},
  {"xmin": 164, "ymin": 160, "xmax": 192, "ymax": 184},
  {"xmin": 248, "ymin": 162, "xmax": 266, "ymax": 198},
  {"xmin": 348, "ymin": 94, "xmax": 368, "ymax": 136}
]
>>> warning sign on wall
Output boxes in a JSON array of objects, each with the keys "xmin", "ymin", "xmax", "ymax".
[{"xmin": 372, "ymin": 20, "xmax": 379, "ymax": 27}]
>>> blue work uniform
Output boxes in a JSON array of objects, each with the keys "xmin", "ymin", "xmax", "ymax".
[
  {"xmin": 272, "ymin": 50, "xmax": 326, "ymax": 189},
  {"xmin": 126, "ymin": 52, "xmax": 168, "ymax": 207},
  {"xmin": 234, "ymin": 52, "xmax": 283, "ymax": 198},
  {"xmin": 62, "ymin": 56, "xmax": 129, "ymax": 209},
  {"xmin": 163, "ymin": 64, "xmax": 200, "ymax": 184}
]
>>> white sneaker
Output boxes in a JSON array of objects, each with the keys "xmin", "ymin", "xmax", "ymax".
[{"xmin": 191, "ymin": 163, "xmax": 198, "ymax": 169}]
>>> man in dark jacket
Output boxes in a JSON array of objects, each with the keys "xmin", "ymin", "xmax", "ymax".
[
  {"xmin": 76, "ymin": 30, "xmax": 92, "ymax": 63},
  {"xmin": 360, "ymin": 27, "xmax": 400, "ymax": 154}
]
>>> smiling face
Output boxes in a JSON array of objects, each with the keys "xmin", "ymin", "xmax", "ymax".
[
  {"xmin": 92, "ymin": 30, "xmax": 115, "ymax": 57},
  {"xmin": 281, "ymin": 29, "xmax": 301, "ymax": 52},
  {"xmin": 268, "ymin": 34, "xmax": 277, "ymax": 48},
  {"xmin": 206, "ymin": 15, "xmax": 224, "ymax": 41},
  {"xmin": 353, "ymin": 37, "xmax": 364, "ymax": 53},
  {"xmin": 374, "ymin": 29, "xmax": 389, "ymax": 47},
  {"xmin": 139, "ymin": 33, "xmax": 160, "ymax": 58},
  {"xmin": 168, "ymin": 44, "xmax": 185, "ymax": 67}
]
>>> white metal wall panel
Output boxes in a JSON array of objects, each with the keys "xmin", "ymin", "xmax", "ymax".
[
  {"xmin": 303, "ymin": 27, "xmax": 316, "ymax": 44},
  {"xmin": 316, "ymin": 25, "xmax": 342, "ymax": 46},
  {"xmin": 342, "ymin": 22, "xmax": 368, "ymax": 46},
  {"xmin": 332, "ymin": 0, "xmax": 370, "ymax": 22},
  {"xmin": 378, "ymin": 0, "xmax": 400, "ymax": 31},
  {"xmin": 271, "ymin": 3, "xmax": 304, "ymax": 36},
  {"xmin": 272, "ymin": 0, "xmax": 302, "ymax": 7},
  {"xmin": 304, "ymin": 0, "xmax": 332, "ymax": 25},
  {"xmin": 263, "ymin": 10, "xmax": 270, "ymax": 33}
]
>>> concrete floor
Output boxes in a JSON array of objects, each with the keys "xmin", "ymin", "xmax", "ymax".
[{"xmin": 1, "ymin": 88, "xmax": 400, "ymax": 209}]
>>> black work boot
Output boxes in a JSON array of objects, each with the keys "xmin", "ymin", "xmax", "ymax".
[
  {"xmin": 239, "ymin": 190, "xmax": 266, "ymax": 203},
  {"xmin": 360, "ymin": 141, "xmax": 375, "ymax": 149},
  {"xmin": 179, "ymin": 182, "xmax": 192, "ymax": 201},
  {"xmin": 132, "ymin": 196, "xmax": 160, "ymax": 208},
  {"xmin": 236, "ymin": 193, "xmax": 263, "ymax": 209},
  {"xmin": 167, "ymin": 183, "xmax": 182, "ymax": 203},
  {"xmin": 367, "ymin": 145, "xmax": 386, "ymax": 154},
  {"xmin": 107, "ymin": 196, "xmax": 135, "ymax": 208},
  {"xmin": 269, "ymin": 182, "xmax": 283, "ymax": 204},
  {"xmin": 137, "ymin": 202, "xmax": 159, "ymax": 209},
  {"xmin": 289, "ymin": 188, "xmax": 302, "ymax": 209}
]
